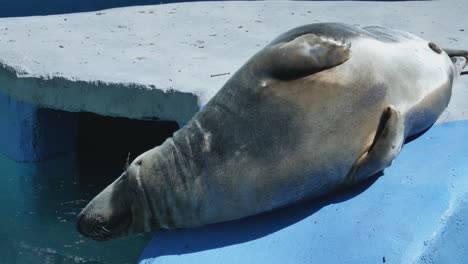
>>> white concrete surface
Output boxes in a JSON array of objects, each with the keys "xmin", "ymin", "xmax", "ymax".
[{"xmin": 0, "ymin": 0, "xmax": 466, "ymax": 121}]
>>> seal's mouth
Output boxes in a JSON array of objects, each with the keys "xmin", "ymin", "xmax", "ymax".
[
  {"xmin": 75, "ymin": 175, "xmax": 136, "ymax": 241},
  {"xmin": 76, "ymin": 211, "xmax": 133, "ymax": 241}
]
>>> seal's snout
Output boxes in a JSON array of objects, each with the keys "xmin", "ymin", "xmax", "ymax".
[
  {"xmin": 76, "ymin": 212, "xmax": 112, "ymax": 241},
  {"xmin": 76, "ymin": 174, "xmax": 137, "ymax": 241},
  {"xmin": 76, "ymin": 213, "xmax": 93, "ymax": 238},
  {"xmin": 77, "ymin": 208, "xmax": 132, "ymax": 241},
  {"xmin": 76, "ymin": 212, "xmax": 86, "ymax": 235},
  {"xmin": 76, "ymin": 212, "xmax": 98, "ymax": 239}
]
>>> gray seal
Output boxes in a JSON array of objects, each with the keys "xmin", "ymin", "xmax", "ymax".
[{"xmin": 77, "ymin": 23, "xmax": 467, "ymax": 240}]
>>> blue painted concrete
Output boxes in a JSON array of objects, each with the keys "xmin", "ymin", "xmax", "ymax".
[
  {"xmin": 139, "ymin": 121, "xmax": 468, "ymax": 264},
  {"xmin": 416, "ymin": 193, "xmax": 468, "ymax": 264},
  {"xmin": 0, "ymin": 91, "xmax": 78, "ymax": 162}
]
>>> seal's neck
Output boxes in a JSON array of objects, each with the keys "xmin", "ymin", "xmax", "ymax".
[{"xmin": 146, "ymin": 125, "xmax": 205, "ymax": 229}]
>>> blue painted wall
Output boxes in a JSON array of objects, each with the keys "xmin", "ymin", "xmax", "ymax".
[
  {"xmin": 139, "ymin": 121, "xmax": 468, "ymax": 264},
  {"xmin": 0, "ymin": 91, "xmax": 77, "ymax": 162}
]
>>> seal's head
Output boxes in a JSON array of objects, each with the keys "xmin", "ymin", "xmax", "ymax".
[{"xmin": 77, "ymin": 152, "xmax": 154, "ymax": 241}]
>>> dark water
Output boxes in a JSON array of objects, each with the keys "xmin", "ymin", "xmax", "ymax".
[{"xmin": 0, "ymin": 153, "xmax": 149, "ymax": 264}]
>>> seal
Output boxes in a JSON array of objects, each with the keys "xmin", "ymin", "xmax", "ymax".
[{"xmin": 76, "ymin": 23, "xmax": 467, "ymax": 240}]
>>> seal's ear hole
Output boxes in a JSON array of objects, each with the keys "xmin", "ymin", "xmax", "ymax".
[
  {"xmin": 136, "ymin": 160, "xmax": 143, "ymax": 166},
  {"xmin": 428, "ymin": 42, "xmax": 442, "ymax": 54}
]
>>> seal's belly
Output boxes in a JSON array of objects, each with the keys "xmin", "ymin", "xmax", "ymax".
[{"xmin": 197, "ymin": 77, "xmax": 385, "ymax": 223}]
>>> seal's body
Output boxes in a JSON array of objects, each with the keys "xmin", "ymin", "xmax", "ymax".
[{"xmin": 77, "ymin": 23, "xmax": 467, "ymax": 240}]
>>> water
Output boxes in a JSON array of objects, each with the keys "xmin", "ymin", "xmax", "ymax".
[{"xmin": 0, "ymin": 153, "xmax": 149, "ymax": 264}]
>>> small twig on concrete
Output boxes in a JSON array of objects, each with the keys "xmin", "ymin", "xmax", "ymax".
[
  {"xmin": 461, "ymin": 71, "xmax": 468, "ymax": 75},
  {"xmin": 210, "ymin": 72, "xmax": 230, "ymax": 77}
]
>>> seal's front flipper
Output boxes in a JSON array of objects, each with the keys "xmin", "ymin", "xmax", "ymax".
[
  {"xmin": 346, "ymin": 105, "xmax": 405, "ymax": 185},
  {"xmin": 253, "ymin": 34, "xmax": 351, "ymax": 80}
]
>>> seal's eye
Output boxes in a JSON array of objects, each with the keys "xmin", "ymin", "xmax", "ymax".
[
  {"xmin": 136, "ymin": 160, "xmax": 143, "ymax": 166},
  {"xmin": 428, "ymin": 42, "xmax": 442, "ymax": 54}
]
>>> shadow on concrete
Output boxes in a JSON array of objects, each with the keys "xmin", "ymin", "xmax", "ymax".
[
  {"xmin": 139, "ymin": 171, "xmax": 383, "ymax": 259},
  {"xmin": 405, "ymin": 124, "xmax": 433, "ymax": 144}
]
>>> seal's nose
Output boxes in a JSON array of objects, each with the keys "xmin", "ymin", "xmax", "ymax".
[
  {"xmin": 76, "ymin": 212, "xmax": 113, "ymax": 241},
  {"xmin": 76, "ymin": 212, "xmax": 93, "ymax": 237},
  {"xmin": 76, "ymin": 212, "xmax": 88, "ymax": 236}
]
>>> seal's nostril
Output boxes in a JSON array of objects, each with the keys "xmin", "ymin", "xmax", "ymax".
[{"xmin": 76, "ymin": 213, "xmax": 101, "ymax": 237}]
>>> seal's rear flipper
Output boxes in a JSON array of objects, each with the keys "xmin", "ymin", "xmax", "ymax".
[
  {"xmin": 443, "ymin": 49, "xmax": 468, "ymax": 60},
  {"xmin": 253, "ymin": 34, "xmax": 351, "ymax": 80},
  {"xmin": 443, "ymin": 48, "xmax": 468, "ymax": 76},
  {"xmin": 345, "ymin": 105, "xmax": 405, "ymax": 185}
]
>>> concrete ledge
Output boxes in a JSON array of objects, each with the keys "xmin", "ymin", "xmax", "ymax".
[
  {"xmin": 0, "ymin": 63, "xmax": 198, "ymax": 121},
  {"xmin": 0, "ymin": 0, "xmax": 467, "ymax": 122},
  {"xmin": 139, "ymin": 121, "xmax": 468, "ymax": 264}
]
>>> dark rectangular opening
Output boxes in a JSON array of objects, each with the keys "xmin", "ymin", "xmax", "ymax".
[{"xmin": 77, "ymin": 112, "xmax": 180, "ymax": 186}]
